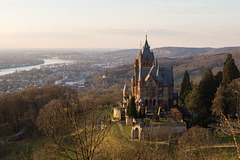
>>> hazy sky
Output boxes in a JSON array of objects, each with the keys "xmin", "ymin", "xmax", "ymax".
[{"xmin": 0, "ymin": 0, "xmax": 240, "ymax": 48}]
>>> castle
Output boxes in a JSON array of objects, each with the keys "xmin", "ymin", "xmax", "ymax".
[
  {"xmin": 113, "ymin": 35, "xmax": 185, "ymax": 140},
  {"xmin": 123, "ymin": 35, "xmax": 174, "ymax": 119}
]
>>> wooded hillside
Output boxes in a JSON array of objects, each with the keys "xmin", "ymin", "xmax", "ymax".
[{"xmin": 89, "ymin": 50, "xmax": 240, "ymax": 88}]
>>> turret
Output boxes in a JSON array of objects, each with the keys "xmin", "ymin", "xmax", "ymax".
[
  {"xmin": 123, "ymin": 83, "xmax": 129, "ymax": 98},
  {"xmin": 123, "ymin": 83, "xmax": 129, "ymax": 108}
]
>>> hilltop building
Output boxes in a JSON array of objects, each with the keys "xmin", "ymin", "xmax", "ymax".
[
  {"xmin": 114, "ymin": 35, "xmax": 175, "ymax": 120},
  {"xmin": 113, "ymin": 35, "xmax": 185, "ymax": 140},
  {"xmin": 131, "ymin": 35, "xmax": 174, "ymax": 119}
]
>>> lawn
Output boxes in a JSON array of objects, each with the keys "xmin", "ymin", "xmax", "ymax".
[
  {"xmin": 0, "ymin": 122, "xmax": 131, "ymax": 160},
  {"xmin": 183, "ymin": 147, "xmax": 238, "ymax": 159},
  {"xmin": 0, "ymin": 137, "xmax": 39, "ymax": 160},
  {"xmin": 210, "ymin": 132, "xmax": 240, "ymax": 145},
  {"xmin": 121, "ymin": 122, "xmax": 132, "ymax": 138}
]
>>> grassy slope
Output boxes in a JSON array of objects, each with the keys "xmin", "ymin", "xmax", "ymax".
[
  {"xmin": 0, "ymin": 138, "xmax": 38, "ymax": 160},
  {"xmin": 1, "ymin": 123, "xmax": 240, "ymax": 159},
  {"xmin": 121, "ymin": 122, "xmax": 132, "ymax": 138}
]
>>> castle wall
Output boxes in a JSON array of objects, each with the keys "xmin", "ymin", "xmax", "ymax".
[
  {"xmin": 132, "ymin": 123, "xmax": 186, "ymax": 140},
  {"xmin": 113, "ymin": 108, "xmax": 121, "ymax": 119}
]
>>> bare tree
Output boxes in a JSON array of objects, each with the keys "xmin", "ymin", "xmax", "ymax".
[
  {"xmin": 177, "ymin": 126, "xmax": 212, "ymax": 159},
  {"xmin": 34, "ymin": 99, "xmax": 112, "ymax": 160},
  {"xmin": 218, "ymin": 111, "xmax": 240, "ymax": 159}
]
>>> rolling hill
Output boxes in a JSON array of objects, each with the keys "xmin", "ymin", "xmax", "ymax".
[{"xmin": 89, "ymin": 50, "xmax": 240, "ymax": 89}]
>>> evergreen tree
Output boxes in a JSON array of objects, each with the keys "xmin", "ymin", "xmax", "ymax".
[
  {"xmin": 198, "ymin": 68, "xmax": 217, "ymax": 126},
  {"xmin": 127, "ymin": 96, "xmax": 137, "ymax": 118},
  {"xmin": 212, "ymin": 79, "xmax": 239, "ymax": 117},
  {"xmin": 179, "ymin": 70, "xmax": 192, "ymax": 108},
  {"xmin": 211, "ymin": 85, "xmax": 235, "ymax": 116},
  {"xmin": 222, "ymin": 54, "xmax": 240, "ymax": 85},
  {"xmin": 185, "ymin": 86, "xmax": 201, "ymax": 114},
  {"xmin": 214, "ymin": 71, "xmax": 223, "ymax": 88}
]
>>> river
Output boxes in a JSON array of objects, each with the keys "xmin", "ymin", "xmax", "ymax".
[{"xmin": 0, "ymin": 59, "xmax": 74, "ymax": 76}]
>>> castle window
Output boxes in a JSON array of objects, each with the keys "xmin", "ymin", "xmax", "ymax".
[
  {"xmin": 147, "ymin": 90, "xmax": 151, "ymax": 97},
  {"xmin": 153, "ymin": 99, "xmax": 156, "ymax": 106},
  {"xmin": 145, "ymin": 99, "xmax": 148, "ymax": 106},
  {"xmin": 159, "ymin": 89, "xmax": 162, "ymax": 95}
]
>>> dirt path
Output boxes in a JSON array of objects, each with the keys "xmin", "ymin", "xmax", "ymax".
[
  {"xmin": 116, "ymin": 121, "xmax": 139, "ymax": 141},
  {"xmin": 116, "ymin": 121, "xmax": 132, "ymax": 141}
]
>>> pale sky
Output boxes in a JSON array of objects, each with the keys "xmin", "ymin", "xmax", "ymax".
[{"xmin": 0, "ymin": 0, "xmax": 240, "ymax": 49}]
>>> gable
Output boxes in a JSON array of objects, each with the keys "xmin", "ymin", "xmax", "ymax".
[{"xmin": 145, "ymin": 75, "xmax": 157, "ymax": 87}]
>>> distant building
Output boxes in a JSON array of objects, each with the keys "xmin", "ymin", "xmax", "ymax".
[
  {"xmin": 102, "ymin": 74, "xmax": 106, "ymax": 79},
  {"xmin": 55, "ymin": 80, "xmax": 62, "ymax": 85},
  {"xmin": 113, "ymin": 83, "xmax": 128, "ymax": 121}
]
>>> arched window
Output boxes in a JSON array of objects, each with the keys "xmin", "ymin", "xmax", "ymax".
[
  {"xmin": 153, "ymin": 99, "xmax": 156, "ymax": 106},
  {"xmin": 134, "ymin": 128, "xmax": 139, "ymax": 139}
]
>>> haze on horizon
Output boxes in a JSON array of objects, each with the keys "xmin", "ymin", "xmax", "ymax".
[{"xmin": 0, "ymin": 0, "xmax": 240, "ymax": 49}]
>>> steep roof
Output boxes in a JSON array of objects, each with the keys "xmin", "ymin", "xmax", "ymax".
[
  {"xmin": 145, "ymin": 65, "xmax": 158, "ymax": 82},
  {"xmin": 135, "ymin": 36, "xmax": 173, "ymax": 87},
  {"xmin": 141, "ymin": 37, "xmax": 152, "ymax": 61},
  {"xmin": 157, "ymin": 67, "xmax": 173, "ymax": 86},
  {"xmin": 144, "ymin": 65, "xmax": 173, "ymax": 86},
  {"xmin": 137, "ymin": 68, "xmax": 149, "ymax": 81}
]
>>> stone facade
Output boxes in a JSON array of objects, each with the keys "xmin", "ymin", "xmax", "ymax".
[
  {"xmin": 114, "ymin": 36, "xmax": 175, "ymax": 121},
  {"xmin": 131, "ymin": 122, "xmax": 186, "ymax": 140},
  {"xmin": 113, "ymin": 108, "xmax": 121, "ymax": 119},
  {"xmin": 131, "ymin": 36, "xmax": 174, "ymax": 119},
  {"xmin": 113, "ymin": 83, "xmax": 128, "ymax": 121}
]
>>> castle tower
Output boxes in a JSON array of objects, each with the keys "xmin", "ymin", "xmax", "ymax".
[{"xmin": 123, "ymin": 83, "xmax": 129, "ymax": 108}]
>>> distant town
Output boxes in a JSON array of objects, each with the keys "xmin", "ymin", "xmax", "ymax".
[{"xmin": 0, "ymin": 49, "xmax": 129, "ymax": 94}]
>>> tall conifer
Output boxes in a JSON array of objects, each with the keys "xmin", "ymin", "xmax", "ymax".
[
  {"xmin": 179, "ymin": 70, "xmax": 192, "ymax": 108},
  {"xmin": 214, "ymin": 71, "xmax": 223, "ymax": 88},
  {"xmin": 222, "ymin": 54, "xmax": 240, "ymax": 85},
  {"xmin": 198, "ymin": 68, "xmax": 217, "ymax": 126},
  {"xmin": 127, "ymin": 97, "xmax": 137, "ymax": 118}
]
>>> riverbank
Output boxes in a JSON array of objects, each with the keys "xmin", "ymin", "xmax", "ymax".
[
  {"xmin": 0, "ymin": 59, "xmax": 74, "ymax": 76},
  {"xmin": 0, "ymin": 59, "xmax": 44, "ymax": 70}
]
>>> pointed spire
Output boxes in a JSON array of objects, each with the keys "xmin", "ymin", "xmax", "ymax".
[
  {"xmin": 145, "ymin": 29, "xmax": 147, "ymax": 39},
  {"xmin": 144, "ymin": 37, "xmax": 150, "ymax": 50},
  {"xmin": 141, "ymin": 32, "xmax": 152, "ymax": 62},
  {"xmin": 143, "ymin": 30, "xmax": 150, "ymax": 50},
  {"xmin": 123, "ymin": 83, "xmax": 128, "ymax": 91}
]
